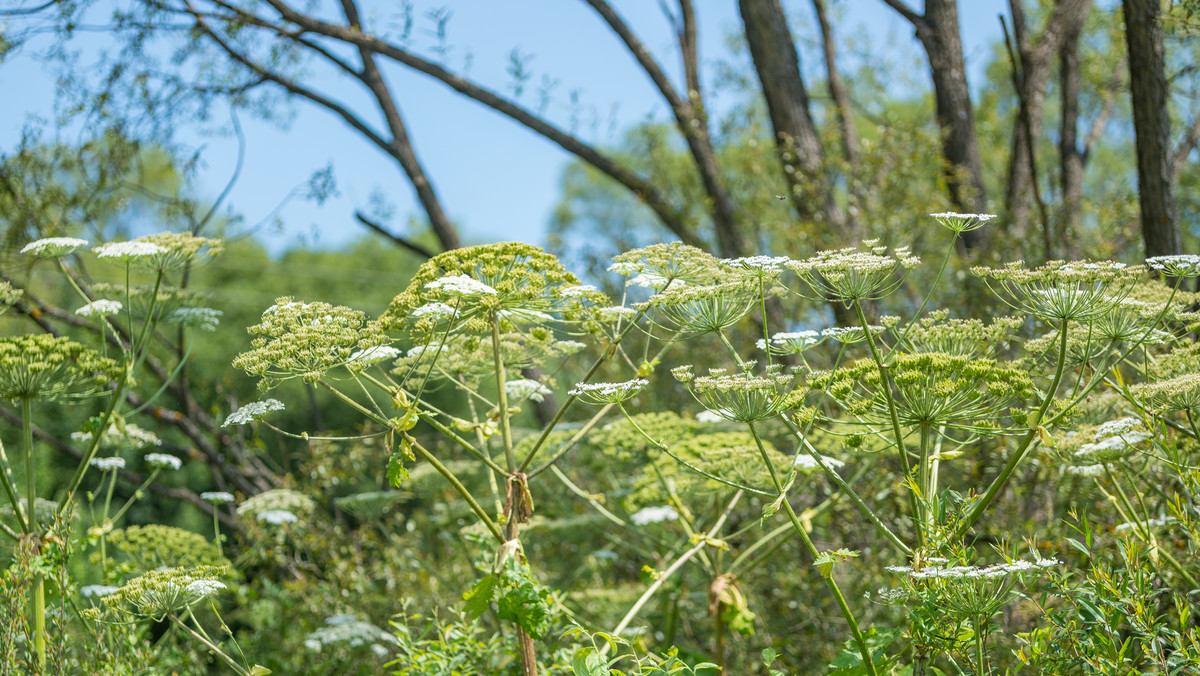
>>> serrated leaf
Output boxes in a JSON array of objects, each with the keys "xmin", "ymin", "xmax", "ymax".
[{"xmin": 462, "ymin": 574, "xmax": 496, "ymax": 620}]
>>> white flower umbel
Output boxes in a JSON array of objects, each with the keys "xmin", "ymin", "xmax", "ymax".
[
  {"xmin": 22, "ymin": 237, "xmax": 90, "ymax": 258},
  {"xmin": 75, "ymin": 299, "xmax": 124, "ymax": 318},
  {"xmin": 348, "ymin": 345, "xmax": 401, "ymax": 365},
  {"xmin": 1146, "ymin": 255, "xmax": 1200, "ymax": 278},
  {"xmin": 793, "ymin": 453, "xmax": 845, "ymax": 471},
  {"xmin": 257, "ymin": 509, "xmax": 298, "ymax": 525},
  {"xmin": 569, "ymin": 378, "xmax": 649, "ymax": 405},
  {"xmin": 145, "ymin": 453, "xmax": 182, "ymax": 470},
  {"xmin": 630, "ymin": 505, "xmax": 679, "ymax": 526},
  {"xmin": 72, "ymin": 422, "xmax": 161, "ymax": 452},
  {"xmin": 424, "ymin": 274, "xmax": 497, "ymax": 297},
  {"xmin": 929, "ymin": 212, "xmax": 997, "ymax": 234},
  {"xmin": 200, "ymin": 491, "xmax": 236, "ymax": 504},
  {"xmin": 80, "ymin": 584, "xmax": 120, "ymax": 599},
  {"xmin": 595, "ymin": 306, "xmax": 637, "ymax": 322},
  {"xmin": 822, "ymin": 325, "xmax": 886, "ymax": 344},
  {"xmin": 90, "ymin": 456, "xmax": 126, "ymax": 471},
  {"xmin": 695, "ymin": 410, "xmax": 725, "ymax": 424},
  {"xmin": 673, "ymin": 364, "xmax": 794, "ymax": 423},
  {"xmin": 972, "ymin": 260, "xmax": 1142, "ymax": 321},
  {"xmin": 722, "ymin": 255, "xmax": 791, "ymax": 270},
  {"xmin": 1094, "ymin": 417, "xmax": 1144, "ymax": 438},
  {"xmin": 757, "ymin": 330, "xmax": 822, "ymax": 355},
  {"xmin": 505, "ymin": 379, "xmax": 553, "ymax": 403},
  {"xmin": 786, "ymin": 241, "xmax": 920, "ymax": 303},
  {"xmin": 560, "ymin": 284, "xmax": 598, "ymax": 297},
  {"xmin": 165, "ymin": 307, "xmax": 223, "ymax": 331},
  {"xmin": 643, "ymin": 281, "xmax": 758, "ymax": 337},
  {"xmin": 223, "ymin": 399, "xmax": 286, "ymax": 427},
  {"xmin": 410, "ymin": 302, "xmax": 458, "ymax": 319},
  {"xmin": 94, "ymin": 241, "xmax": 169, "ymax": 261},
  {"xmin": 184, "ymin": 579, "xmax": 226, "ymax": 599}
]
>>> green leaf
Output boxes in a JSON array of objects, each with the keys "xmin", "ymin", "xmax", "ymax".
[
  {"xmin": 386, "ymin": 448, "xmax": 410, "ymax": 487},
  {"xmin": 497, "ymin": 580, "xmax": 552, "ymax": 639},
  {"xmin": 827, "ymin": 626, "xmax": 898, "ymax": 676},
  {"xmin": 462, "ymin": 574, "xmax": 497, "ymax": 620},
  {"xmin": 572, "ymin": 648, "xmax": 610, "ymax": 676}
]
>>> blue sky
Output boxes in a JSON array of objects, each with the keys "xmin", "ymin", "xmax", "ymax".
[{"xmin": 0, "ymin": 1, "xmax": 1019, "ymax": 254}]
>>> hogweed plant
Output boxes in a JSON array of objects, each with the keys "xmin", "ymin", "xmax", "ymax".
[
  {"xmin": 1, "ymin": 232, "xmax": 270, "ymax": 672},
  {"xmin": 213, "ymin": 220, "xmax": 1200, "ymax": 674}
]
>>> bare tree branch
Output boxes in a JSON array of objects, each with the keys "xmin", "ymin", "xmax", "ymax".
[{"xmin": 354, "ymin": 211, "xmax": 436, "ymax": 259}]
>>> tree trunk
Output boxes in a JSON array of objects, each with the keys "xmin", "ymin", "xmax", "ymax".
[
  {"xmin": 885, "ymin": 0, "xmax": 989, "ymax": 250},
  {"xmin": 738, "ymin": 0, "xmax": 846, "ymax": 238},
  {"xmin": 1058, "ymin": 7, "xmax": 1086, "ymax": 259},
  {"xmin": 812, "ymin": 0, "xmax": 862, "ymax": 242},
  {"xmin": 1005, "ymin": 0, "xmax": 1092, "ymax": 246},
  {"xmin": 1123, "ymin": 0, "xmax": 1181, "ymax": 258}
]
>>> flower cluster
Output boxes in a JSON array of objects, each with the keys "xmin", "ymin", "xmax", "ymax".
[
  {"xmin": 107, "ymin": 524, "xmax": 229, "ymax": 570},
  {"xmin": 928, "ymin": 212, "xmax": 996, "ymax": 234},
  {"xmin": 72, "ymin": 421, "xmax": 161, "ymax": 452},
  {"xmin": 90, "ymin": 456, "xmax": 126, "ymax": 471},
  {"xmin": 304, "ymin": 614, "xmax": 396, "ymax": 654},
  {"xmin": 0, "ymin": 334, "xmax": 121, "ymax": 401},
  {"xmin": 1131, "ymin": 373, "xmax": 1200, "ymax": 414},
  {"xmin": 673, "ymin": 363, "xmax": 795, "ymax": 423},
  {"xmin": 94, "ymin": 232, "xmax": 222, "ymax": 271},
  {"xmin": 629, "ymin": 505, "xmax": 679, "ymax": 526},
  {"xmin": 642, "ymin": 281, "xmax": 760, "ymax": 337},
  {"xmin": 233, "ymin": 298, "xmax": 388, "ymax": 387},
  {"xmin": 504, "ymin": 378, "xmax": 553, "ymax": 403},
  {"xmin": 97, "ymin": 565, "xmax": 229, "ymax": 620},
  {"xmin": 972, "ymin": 260, "xmax": 1142, "ymax": 321},
  {"xmin": 201, "ymin": 491, "xmax": 236, "ymax": 504},
  {"xmin": 223, "ymin": 398, "xmax": 285, "ymax": 427},
  {"xmin": 21, "ymin": 236, "xmax": 89, "ymax": 257},
  {"xmin": 237, "ymin": 488, "xmax": 314, "ymax": 520},
  {"xmin": 609, "ymin": 242, "xmax": 727, "ymax": 289},
  {"xmin": 381, "ymin": 242, "xmax": 599, "ymax": 335},
  {"xmin": 1146, "ymin": 255, "xmax": 1200, "ymax": 278},
  {"xmin": 145, "ymin": 453, "xmax": 182, "ymax": 470},
  {"xmin": 75, "ymin": 299, "xmax": 123, "ymax": 318},
  {"xmin": 757, "ymin": 331, "xmax": 822, "ymax": 355},
  {"xmin": 569, "ymin": 378, "xmax": 649, "ymax": 405},
  {"xmin": 165, "ymin": 307, "xmax": 223, "ymax": 332},
  {"xmin": 900, "ymin": 312, "xmax": 1021, "ymax": 358},
  {"xmin": 786, "ymin": 240, "xmax": 920, "ymax": 303}
]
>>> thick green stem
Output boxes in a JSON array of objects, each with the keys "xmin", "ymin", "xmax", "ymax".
[
  {"xmin": 490, "ymin": 319, "xmax": 516, "ymax": 474},
  {"xmin": 0, "ymin": 437, "xmax": 28, "ymax": 532},
  {"xmin": 974, "ymin": 616, "xmax": 987, "ymax": 676},
  {"xmin": 406, "ymin": 437, "xmax": 504, "ymax": 543},
  {"xmin": 748, "ymin": 423, "xmax": 877, "ymax": 676},
  {"xmin": 954, "ymin": 317, "xmax": 1070, "ymax": 540},
  {"xmin": 21, "ymin": 398, "xmax": 46, "ymax": 670},
  {"xmin": 853, "ymin": 300, "xmax": 923, "ymax": 550}
]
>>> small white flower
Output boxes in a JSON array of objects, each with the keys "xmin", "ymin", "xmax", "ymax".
[
  {"xmin": 145, "ymin": 453, "xmax": 182, "ymax": 470},
  {"xmin": 1066, "ymin": 463, "xmax": 1107, "ymax": 476},
  {"xmin": 201, "ymin": 491, "xmax": 236, "ymax": 504},
  {"xmin": 410, "ymin": 302, "xmax": 458, "ymax": 319},
  {"xmin": 721, "ymin": 255, "xmax": 791, "ymax": 270},
  {"xmin": 1094, "ymin": 417, "xmax": 1144, "ymax": 439},
  {"xmin": 406, "ymin": 344, "xmax": 447, "ymax": 360},
  {"xmin": 185, "ymin": 579, "xmax": 226, "ymax": 599},
  {"xmin": 75, "ymin": 300, "xmax": 123, "ymax": 318},
  {"xmin": 596, "ymin": 305, "xmax": 637, "ymax": 322},
  {"xmin": 80, "ymin": 584, "xmax": 120, "ymax": 598},
  {"xmin": 21, "ymin": 237, "xmax": 90, "ymax": 257},
  {"xmin": 94, "ymin": 241, "xmax": 168, "ymax": 260},
  {"xmin": 560, "ymin": 284, "xmax": 597, "ymax": 297},
  {"xmin": 695, "ymin": 410, "xmax": 725, "ymax": 424},
  {"xmin": 569, "ymin": 378, "xmax": 649, "ymax": 404},
  {"xmin": 792, "ymin": 454, "xmax": 845, "ymax": 471},
  {"xmin": 929, "ymin": 212, "xmax": 997, "ymax": 233},
  {"xmin": 258, "ymin": 509, "xmax": 298, "ymax": 525},
  {"xmin": 223, "ymin": 399, "xmax": 285, "ymax": 427},
  {"xmin": 554, "ymin": 340, "xmax": 587, "ymax": 354},
  {"xmin": 630, "ymin": 505, "xmax": 678, "ymax": 526},
  {"xmin": 505, "ymin": 379, "xmax": 553, "ymax": 403},
  {"xmin": 758, "ymin": 330, "xmax": 821, "ymax": 354},
  {"xmin": 628, "ymin": 273, "xmax": 685, "ymax": 290},
  {"xmin": 304, "ymin": 639, "xmax": 323, "ymax": 651},
  {"xmin": 90, "ymin": 456, "xmax": 126, "ymax": 471},
  {"xmin": 166, "ymin": 307, "xmax": 222, "ymax": 331},
  {"xmin": 348, "ymin": 346, "xmax": 401, "ymax": 365},
  {"xmin": 1146, "ymin": 254, "xmax": 1200, "ymax": 277},
  {"xmin": 424, "ymin": 274, "xmax": 497, "ymax": 296},
  {"xmin": 1114, "ymin": 516, "xmax": 1177, "ymax": 534}
]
